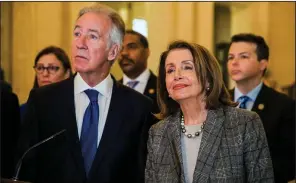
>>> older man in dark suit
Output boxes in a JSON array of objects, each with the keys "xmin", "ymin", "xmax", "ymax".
[
  {"xmin": 227, "ymin": 33, "xmax": 295, "ymax": 183},
  {"xmin": 16, "ymin": 4, "xmax": 156, "ymax": 183},
  {"xmin": 118, "ymin": 30, "xmax": 159, "ymax": 114}
]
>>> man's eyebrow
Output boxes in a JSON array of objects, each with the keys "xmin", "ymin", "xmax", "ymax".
[
  {"xmin": 73, "ymin": 26, "xmax": 99, "ymax": 34},
  {"xmin": 126, "ymin": 42, "xmax": 137, "ymax": 46},
  {"xmin": 89, "ymin": 29, "xmax": 99, "ymax": 34},
  {"xmin": 74, "ymin": 25, "xmax": 81, "ymax": 31},
  {"xmin": 239, "ymin": 52, "xmax": 249, "ymax": 55}
]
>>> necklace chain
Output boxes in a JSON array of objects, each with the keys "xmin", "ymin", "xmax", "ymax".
[{"xmin": 180, "ymin": 115, "xmax": 205, "ymax": 138}]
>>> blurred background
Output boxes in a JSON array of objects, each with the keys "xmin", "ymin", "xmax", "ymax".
[{"xmin": 1, "ymin": 2, "xmax": 295, "ymax": 104}]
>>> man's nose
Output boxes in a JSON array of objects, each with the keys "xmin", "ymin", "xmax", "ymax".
[
  {"xmin": 230, "ymin": 57, "xmax": 239, "ymax": 65},
  {"xmin": 120, "ymin": 47, "xmax": 128, "ymax": 56},
  {"xmin": 76, "ymin": 35, "xmax": 87, "ymax": 49}
]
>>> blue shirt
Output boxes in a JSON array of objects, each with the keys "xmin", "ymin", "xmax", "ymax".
[{"xmin": 234, "ymin": 82, "xmax": 263, "ymax": 110}]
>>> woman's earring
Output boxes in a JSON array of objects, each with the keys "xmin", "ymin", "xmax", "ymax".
[{"xmin": 206, "ymin": 86, "xmax": 210, "ymax": 91}]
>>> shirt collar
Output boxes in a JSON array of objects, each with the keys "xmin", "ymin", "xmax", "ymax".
[
  {"xmin": 123, "ymin": 68, "xmax": 150, "ymax": 85},
  {"xmin": 74, "ymin": 73, "xmax": 113, "ymax": 98},
  {"xmin": 234, "ymin": 82, "xmax": 263, "ymax": 102}
]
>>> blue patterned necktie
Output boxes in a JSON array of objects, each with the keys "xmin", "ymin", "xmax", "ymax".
[
  {"xmin": 80, "ymin": 89, "xmax": 99, "ymax": 177},
  {"xmin": 238, "ymin": 95, "xmax": 250, "ymax": 109},
  {"xmin": 126, "ymin": 80, "xmax": 139, "ymax": 89}
]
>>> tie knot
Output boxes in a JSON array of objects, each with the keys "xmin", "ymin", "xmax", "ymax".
[
  {"xmin": 126, "ymin": 80, "xmax": 139, "ymax": 89},
  {"xmin": 238, "ymin": 95, "xmax": 250, "ymax": 103},
  {"xmin": 238, "ymin": 95, "xmax": 250, "ymax": 109},
  {"xmin": 84, "ymin": 89, "xmax": 99, "ymax": 102}
]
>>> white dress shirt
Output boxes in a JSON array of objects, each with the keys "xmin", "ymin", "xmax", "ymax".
[
  {"xmin": 74, "ymin": 73, "xmax": 113, "ymax": 147},
  {"xmin": 123, "ymin": 68, "xmax": 150, "ymax": 94}
]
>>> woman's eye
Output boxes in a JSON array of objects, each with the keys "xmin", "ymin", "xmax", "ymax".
[
  {"xmin": 36, "ymin": 66, "xmax": 44, "ymax": 71},
  {"xmin": 184, "ymin": 66, "xmax": 193, "ymax": 70},
  {"xmin": 166, "ymin": 68, "xmax": 174, "ymax": 74}
]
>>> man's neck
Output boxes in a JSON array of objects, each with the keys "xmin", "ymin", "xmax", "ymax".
[
  {"xmin": 125, "ymin": 67, "xmax": 147, "ymax": 80},
  {"xmin": 79, "ymin": 70, "xmax": 110, "ymax": 87},
  {"xmin": 236, "ymin": 77, "xmax": 262, "ymax": 95}
]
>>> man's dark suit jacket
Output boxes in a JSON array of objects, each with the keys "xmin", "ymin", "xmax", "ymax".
[
  {"xmin": 230, "ymin": 83, "xmax": 295, "ymax": 183},
  {"xmin": 119, "ymin": 70, "xmax": 159, "ymax": 114},
  {"xmin": 1, "ymin": 81, "xmax": 21, "ymax": 178},
  {"xmin": 16, "ymin": 76, "xmax": 156, "ymax": 183}
]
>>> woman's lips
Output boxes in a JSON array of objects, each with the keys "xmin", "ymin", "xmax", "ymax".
[{"xmin": 173, "ymin": 84, "xmax": 188, "ymax": 90}]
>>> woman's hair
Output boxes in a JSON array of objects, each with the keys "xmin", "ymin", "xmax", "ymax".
[
  {"xmin": 157, "ymin": 40, "xmax": 236, "ymax": 118},
  {"xmin": 33, "ymin": 46, "xmax": 73, "ymax": 89}
]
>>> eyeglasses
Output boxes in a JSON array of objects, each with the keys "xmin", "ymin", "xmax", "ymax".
[{"xmin": 33, "ymin": 65, "xmax": 60, "ymax": 74}]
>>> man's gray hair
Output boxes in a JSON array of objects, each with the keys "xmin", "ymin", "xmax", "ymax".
[{"xmin": 77, "ymin": 4, "xmax": 125, "ymax": 49}]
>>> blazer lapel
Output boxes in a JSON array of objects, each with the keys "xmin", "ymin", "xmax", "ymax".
[
  {"xmin": 60, "ymin": 76, "xmax": 86, "ymax": 179},
  {"xmin": 193, "ymin": 106, "xmax": 225, "ymax": 183},
  {"xmin": 166, "ymin": 111, "xmax": 186, "ymax": 183}
]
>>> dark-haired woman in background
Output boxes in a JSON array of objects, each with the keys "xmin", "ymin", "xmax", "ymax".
[
  {"xmin": 20, "ymin": 46, "xmax": 73, "ymax": 119},
  {"xmin": 145, "ymin": 40, "xmax": 274, "ymax": 183}
]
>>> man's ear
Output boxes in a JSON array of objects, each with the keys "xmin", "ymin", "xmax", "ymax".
[
  {"xmin": 108, "ymin": 44, "xmax": 120, "ymax": 61},
  {"xmin": 259, "ymin": 59, "xmax": 268, "ymax": 72},
  {"xmin": 146, "ymin": 48, "xmax": 150, "ymax": 58}
]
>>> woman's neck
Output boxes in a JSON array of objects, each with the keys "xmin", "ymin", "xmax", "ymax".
[{"xmin": 180, "ymin": 98, "xmax": 207, "ymax": 125}]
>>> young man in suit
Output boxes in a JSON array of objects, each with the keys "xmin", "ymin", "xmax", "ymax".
[
  {"xmin": 16, "ymin": 4, "xmax": 156, "ymax": 183},
  {"xmin": 227, "ymin": 33, "xmax": 295, "ymax": 183},
  {"xmin": 118, "ymin": 30, "xmax": 159, "ymax": 113}
]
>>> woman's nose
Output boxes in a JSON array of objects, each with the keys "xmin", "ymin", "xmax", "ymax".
[
  {"xmin": 174, "ymin": 69, "xmax": 183, "ymax": 80},
  {"xmin": 41, "ymin": 69, "xmax": 50, "ymax": 76}
]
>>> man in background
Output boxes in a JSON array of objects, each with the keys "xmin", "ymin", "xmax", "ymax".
[
  {"xmin": 118, "ymin": 30, "xmax": 159, "ymax": 113},
  {"xmin": 227, "ymin": 33, "xmax": 295, "ymax": 183}
]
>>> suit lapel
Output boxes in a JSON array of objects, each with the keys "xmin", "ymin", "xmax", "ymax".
[
  {"xmin": 60, "ymin": 77, "xmax": 86, "ymax": 178},
  {"xmin": 166, "ymin": 111, "xmax": 186, "ymax": 183},
  {"xmin": 193, "ymin": 106, "xmax": 225, "ymax": 182},
  {"xmin": 118, "ymin": 78, "xmax": 123, "ymax": 84},
  {"xmin": 89, "ymin": 80, "xmax": 126, "ymax": 177},
  {"xmin": 143, "ymin": 71, "xmax": 157, "ymax": 98},
  {"xmin": 251, "ymin": 84, "xmax": 268, "ymax": 117}
]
